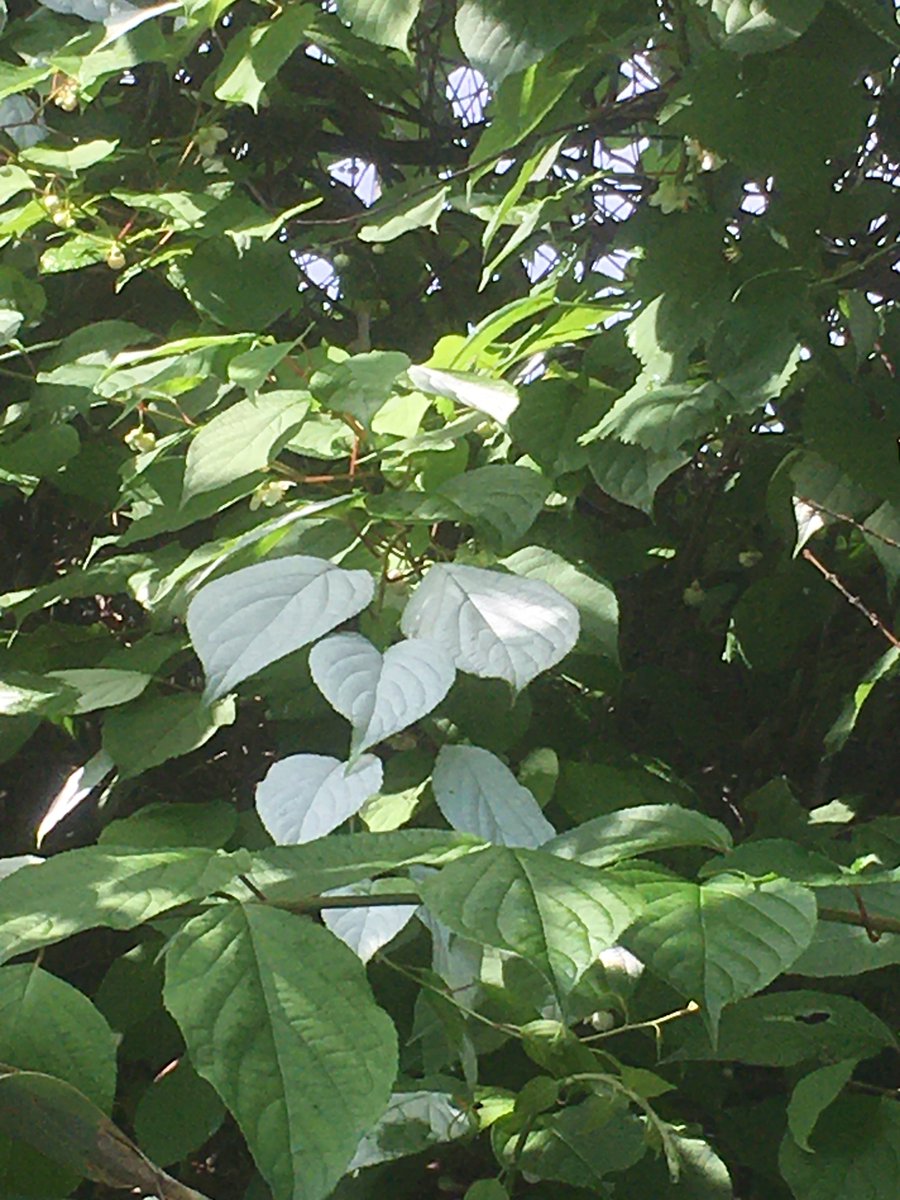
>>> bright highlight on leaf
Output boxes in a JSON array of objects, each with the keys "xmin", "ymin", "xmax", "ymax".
[
  {"xmin": 187, "ymin": 556, "xmax": 375, "ymax": 702},
  {"xmin": 401, "ymin": 563, "xmax": 579, "ymax": 691},
  {"xmin": 309, "ymin": 633, "xmax": 455, "ymax": 754},
  {"xmin": 255, "ymin": 753, "xmax": 384, "ymax": 844}
]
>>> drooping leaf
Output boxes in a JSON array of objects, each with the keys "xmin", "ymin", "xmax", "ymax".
[
  {"xmin": 419, "ymin": 846, "xmax": 643, "ymax": 999},
  {"xmin": 400, "ymin": 563, "xmax": 579, "ymax": 691},
  {"xmin": 0, "ymin": 847, "xmax": 245, "ymax": 965},
  {"xmin": 622, "ymin": 874, "xmax": 817, "ymax": 1040},
  {"xmin": 432, "ymin": 744, "xmax": 556, "ymax": 847},
  {"xmin": 0, "ymin": 1068, "xmax": 210, "ymax": 1200},
  {"xmin": 255, "ymin": 753, "xmax": 384, "ymax": 844},
  {"xmin": 309, "ymin": 633, "xmax": 455, "ymax": 754},
  {"xmin": 164, "ymin": 903, "xmax": 398, "ymax": 1200},
  {"xmin": 36, "ymin": 750, "xmax": 115, "ymax": 846},
  {"xmin": 546, "ymin": 804, "xmax": 732, "ymax": 867},
  {"xmin": 187, "ymin": 556, "xmax": 375, "ymax": 701}
]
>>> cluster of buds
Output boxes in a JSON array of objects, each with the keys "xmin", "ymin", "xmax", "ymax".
[
  {"xmin": 43, "ymin": 193, "xmax": 76, "ymax": 228},
  {"xmin": 124, "ymin": 425, "xmax": 157, "ymax": 453},
  {"xmin": 249, "ymin": 479, "xmax": 293, "ymax": 510},
  {"xmin": 53, "ymin": 79, "xmax": 79, "ymax": 112}
]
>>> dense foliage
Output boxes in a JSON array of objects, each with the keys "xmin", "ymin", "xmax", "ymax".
[{"xmin": 0, "ymin": 0, "xmax": 898, "ymax": 1197}]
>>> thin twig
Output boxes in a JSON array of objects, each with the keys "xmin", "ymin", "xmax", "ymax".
[
  {"xmin": 798, "ymin": 496, "xmax": 900, "ymax": 549},
  {"xmin": 802, "ymin": 548, "xmax": 900, "ymax": 649}
]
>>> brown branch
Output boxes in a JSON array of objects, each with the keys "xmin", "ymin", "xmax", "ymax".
[
  {"xmin": 819, "ymin": 906, "xmax": 900, "ymax": 937},
  {"xmin": 801, "ymin": 547, "xmax": 900, "ymax": 649}
]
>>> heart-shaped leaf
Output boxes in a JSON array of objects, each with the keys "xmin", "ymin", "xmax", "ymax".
[
  {"xmin": 255, "ymin": 754, "xmax": 383, "ymax": 845},
  {"xmin": 419, "ymin": 846, "xmax": 643, "ymax": 1000},
  {"xmin": 400, "ymin": 563, "xmax": 579, "ymax": 691},
  {"xmin": 621, "ymin": 873, "xmax": 817, "ymax": 1042},
  {"xmin": 432, "ymin": 745, "xmax": 555, "ymax": 847},
  {"xmin": 309, "ymin": 633, "xmax": 455, "ymax": 754},
  {"xmin": 321, "ymin": 879, "xmax": 419, "ymax": 962},
  {"xmin": 187, "ymin": 556, "xmax": 375, "ymax": 702}
]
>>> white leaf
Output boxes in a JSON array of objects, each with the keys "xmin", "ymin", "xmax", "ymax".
[
  {"xmin": 322, "ymin": 880, "xmax": 418, "ymax": 963},
  {"xmin": 36, "ymin": 750, "xmax": 115, "ymax": 847},
  {"xmin": 187, "ymin": 556, "xmax": 375, "ymax": 702},
  {"xmin": 407, "ymin": 365, "xmax": 519, "ymax": 425},
  {"xmin": 309, "ymin": 633, "xmax": 455, "ymax": 754},
  {"xmin": 792, "ymin": 495, "xmax": 827, "ymax": 556},
  {"xmin": 255, "ymin": 753, "xmax": 383, "ymax": 844},
  {"xmin": 400, "ymin": 563, "xmax": 579, "ymax": 691},
  {"xmin": 432, "ymin": 745, "xmax": 555, "ymax": 848}
]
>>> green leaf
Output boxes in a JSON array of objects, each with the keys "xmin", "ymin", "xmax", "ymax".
[
  {"xmin": 667, "ymin": 990, "xmax": 895, "ymax": 1066},
  {"xmin": 21, "ymin": 139, "xmax": 118, "ymax": 173},
  {"xmin": 359, "ymin": 186, "xmax": 449, "ymax": 242},
  {"xmin": 419, "ymin": 846, "xmax": 643, "ymax": 1000},
  {"xmin": 455, "ymin": 0, "xmax": 591, "ymax": 86},
  {"xmin": 214, "ymin": 5, "xmax": 312, "ymax": 110},
  {"xmin": 335, "ymin": 0, "xmax": 422, "ymax": 50},
  {"xmin": 0, "ymin": 1069, "xmax": 210, "ymax": 1200},
  {"xmin": 182, "ymin": 392, "xmax": 310, "ymax": 502},
  {"xmin": 791, "ymin": 883, "xmax": 900, "ymax": 976},
  {"xmin": 494, "ymin": 1093, "xmax": 646, "ymax": 1185},
  {"xmin": 706, "ymin": 0, "xmax": 825, "ymax": 55},
  {"xmin": 0, "ymin": 165, "xmax": 33, "ymax": 206},
  {"xmin": 824, "ymin": 646, "xmax": 900, "ymax": 755},
  {"xmin": 502, "ymin": 545, "xmax": 619, "ymax": 663},
  {"xmin": 779, "ymin": 1096, "xmax": 900, "ymax": 1200},
  {"xmin": 45, "ymin": 668, "xmax": 150, "ymax": 714},
  {"xmin": 0, "ymin": 965, "xmax": 116, "ymax": 1111},
  {"xmin": 98, "ymin": 801, "xmax": 238, "ymax": 850},
  {"xmin": 546, "ymin": 804, "xmax": 732, "ymax": 867},
  {"xmin": 164, "ymin": 903, "xmax": 398, "ymax": 1200},
  {"xmin": 102, "ymin": 693, "xmax": 236, "ymax": 779},
  {"xmin": 0, "ymin": 671, "xmax": 78, "ymax": 717},
  {"xmin": 437, "ymin": 464, "xmax": 550, "ymax": 549},
  {"xmin": 587, "ymin": 438, "xmax": 690, "ymax": 514},
  {"xmin": 622, "ymin": 875, "xmax": 817, "ymax": 1040},
  {"xmin": 614, "ymin": 1132, "xmax": 733, "ymax": 1200},
  {"xmin": 248, "ymin": 829, "xmax": 482, "ymax": 901},
  {"xmin": 174, "ymin": 239, "xmax": 299, "ymax": 329},
  {"xmin": 134, "ymin": 1057, "xmax": 225, "ymax": 1167},
  {"xmin": 0, "ymin": 847, "xmax": 245, "ymax": 965},
  {"xmin": 787, "ymin": 1059, "xmax": 856, "ymax": 1152}
]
